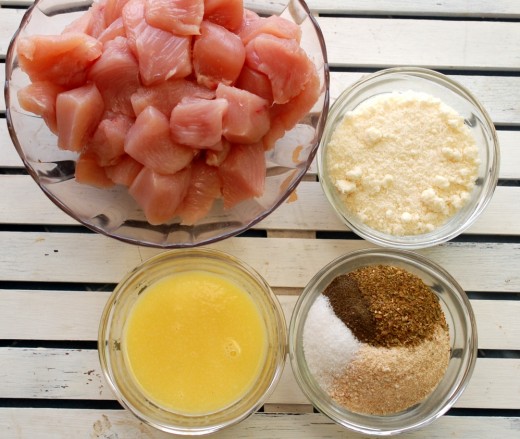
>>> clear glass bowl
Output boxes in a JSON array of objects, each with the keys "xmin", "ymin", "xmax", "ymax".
[
  {"xmin": 98, "ymin": 248, "xmax": 287, "ymax": 435},
  {"xmin": 318, "ymin": 67, "xmax": 499, "ymax": 249},
  {"xmin": 289, "ymin": 248, "xmax": 478, "ymax": 436},
  {"xmin": 4, "ymin": 0, "xmax": 329, "ymax": 248}
]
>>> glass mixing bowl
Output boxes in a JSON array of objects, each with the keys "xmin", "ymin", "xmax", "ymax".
[
  {"xmin": 318, "ymin": 67, "xmax": 499, "ymax": 249},
  {"xmin": 99, "ymin": 247, "xmax": 287, "ymax": 435},
  {"xmin": 4, "ymin": 0, "xmax": 329, "ymax": 248},
  {"xmin": 289, "ymin": 248, "xmax": 478, "ymax": 436}
]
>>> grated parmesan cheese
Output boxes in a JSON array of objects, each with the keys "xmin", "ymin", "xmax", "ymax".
[{"xmin": 326, "ymin": 90, "xmax": 480, "ymax": 235}]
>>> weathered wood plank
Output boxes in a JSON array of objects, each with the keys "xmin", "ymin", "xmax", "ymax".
[
  {"xmin": 2, "ymin": 176, "xmax": 520, "ymax": 236},
  {"xmin": 246, "ymin": 0, "xmax": 520, "ymax": 17},
  {"xmin": 4, "ymin": 0, "xmax": 520, "ymax": 16},
  {"xmin": 0, "ymin": 409, "xmax": 519, "ymax": 439},
  {"xmin": 261, "ymin": 184, "xmax": 520, "ymax": 235},
  {"xmin": 0, "ymin": 8, "xmax": 24, "ymax": 56},
  {"xmin": 0, "ymin": 348, "xmax": 518, "ymax": 409},
  {"xmin": 2, "ymin": 9, "xmax": 520, "ymax": 70},
  {"xmin": 329, "ymin": 73, "xmax": 520, "ymax": 127},
  {"xmin": 319, "ymin": 18, "xmax": 520, "ymax": 71},
  {"xmin": 0, "ymin": 233, "xmax": 518, "ymax": 292},
  {"xmin": 1, "ymin": 290, "xmax": 518, "ymax": 350}
]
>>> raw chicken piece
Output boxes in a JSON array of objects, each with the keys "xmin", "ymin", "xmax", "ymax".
[
  {"xmin": 175, "ymin": 159, "xmax": 222, "ymax": 225},
  {"xmin": 270, "ymin": 66, "xmax": 320, "ymax": 131},
  {"xmin": 218, "ymin": 142, "xmax": 265, "ymax": 208},
  {"xmin": 125, "ymin": 106, "xmax": 195, "ymax": 174},
  {"xmin": 122, "ymin": 0, "xmax": 192, "ymax": 85},
  {"xmin": 62, "ymin": 1, "xmax": 107, "ymax": 38},
  {"xmin": 56, "ymin": 83, "xmax": 105, "ymax": 151},
  {"xmin": 193, "ymin": 20, "xmax": 245, "ymax": 89},
  {"xmin": 205, "ymin": 139, "xmax": 231, "ymax": 166},
  {"xmin": 17, "ymin": 33, "xmax": 102, "ymax": 88},
  {"xmin": 238, "ymin": 15, "xmax": 301, "ymax": 45},
  {"xmin": 97, "ymin": 17, "xmax": 126, "ymax": 45},
  {"xmin": 86, "ymin": 113, "xmax": 134, "ymax": 166},
  {"xmin": 105, "ymin": 0, "xmax": 130, "ymax": 25},
  {"xmin": 216, "ymin": 84, "xmax": 270, "ymax": 144},
  {"xmin": 88, "ymin": 37, "xmax": 140, "ymax": 116},
  {"xmin": 17, "ymin": 81, "xmax": 65, "ymax": 134},
  {"xmin": 131, "ymin": 79, "xmax": 214, "ymax": 116},
  {"xmin": 75, "ymin": 153, "xmax": 114, "ymax": 188},
  {"xmin": 204, "ymin": 0, "xmax": 243, "ymax": 31},
  {"xmin": 245, "ymin": 34, "xmax": 313, "ymax": 104},
  {"xmin": 129, "ymin": 166, "xmax": 192, "ymax": 225},
  {"xmin": 170, "ymin": 97, "xmax": 228, "ymax": 148},
  {"xmin": 105, "ymin": 154, "xmax": 143, "ymax": 186},
  {"xmin": 144, "ymin": 0, "xmax": 203, "ymax": 35},
  {"xmin": 235, "ymin": 65, "xmax": 273, "ymax": 103}
]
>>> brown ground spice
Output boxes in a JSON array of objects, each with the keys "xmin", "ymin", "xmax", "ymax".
[
  {"xmin": 324, "ymin": 265, "xmax": 447, "ymax": 348},
  {"xmin": 329, "ymin": 325, "xmax": 450, "ymax": 415}
]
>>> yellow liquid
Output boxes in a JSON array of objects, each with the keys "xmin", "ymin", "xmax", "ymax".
[{"xmin": 123, "ymin": 271, "xmax": 267, "ymax": 414}]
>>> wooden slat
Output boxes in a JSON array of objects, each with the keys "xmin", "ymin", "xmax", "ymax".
[
  {"xmin": 0, "ymin": 348, "xmax": 518, "ymax": 409},
  {"xmin": 0, "ymin": 9, "xmax": 24, "ymax": 56},
  {"xmin": 262, "ymin": 184, "xmax": 520, "ymax": 235},
  {"xmin": 2, "ymin": 176, "xmax": 520, "ymax": 236},
  {"xmin": 4, "ymin": 0, "xmax": 520, "ymax": 17},
  {"xmin": 0, "ymin": 410, "xmax": 519, "ymax": 439},
  {"xmin": 319, "ymin": 18, "xmax": 520, "ymax": 71},
  {"xmin": 0, "ymin": 232, "xmax": 518, "ymax": 292},
  {"xmin": 246, "ymin": 0, "xmax": 520, "ymax": 17},
  {"xmin": 2, "ymin": 10, "xmax": 520, "ymax": 71},
  {"xmin": 1, "ymin": 290, "xmax": 519, "ymax": 350},
  {"xmin": 329, "ymin": 73, "xmax": 520, "ymax": 127}
]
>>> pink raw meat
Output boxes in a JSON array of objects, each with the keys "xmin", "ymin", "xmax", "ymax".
[
  {"xmin": 175, "ymin": 159, "xmax": 222, "ymax": 225},
  {"xmin": 88, "ymin": 36, "xmax": 140, "ymax": 116},
  {"xmin": 129, "ymin": 166, "xmax": 192, "ymax": 225},
  {"xmin": 245, "ymin": 34, "xmax": 314, "ymax": 104},
  {"xmin": 144, "ymin": 0, "xmax": 203, "ymax": 35},
  {"xmin": 17, "ymin": 33, "xmax": 102, "ymax": 88},
  {"xmin": 17, "ymin": 81, "xmax": 65, "ymax": 134},
  {"xmin": 170, "ymin": 97, "xmax": 228, "ymax": 148},
  {"xmin": 56, "ymin": 83, "xmax": 104, "ymax": 151},
  {"xmin": 131, "ymin": 79, "xmax": 214, "ymax": 117},
  {"xmin": 218, "ymin": 142, "xmax": 265, "ymax": 208},
  {"xmin": 125, "ymin": 106, "xmax": 195, "ymax": 174},
  {"xmin": 216, "ymin": 83, "xmax": 270, "ymax": 144},
  {"xmin": 193, "ymin": 20, "xmax": 245, "ymax": 89}
]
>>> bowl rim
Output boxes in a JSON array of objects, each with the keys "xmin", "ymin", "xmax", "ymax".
[
  {"xmin": 98, "ymin": 247, "xmax": 288, "ymax": 435},
  {"xmin": 317, "ymin": 66, "xmax": 500, "ymax": 249},
  {"xmin": 288, "ymin": 248, "xmax": 478, "ymax": 436},
  {"xmin": 4, "ymin": 0, "xmax": 331, "ymax": 249}
]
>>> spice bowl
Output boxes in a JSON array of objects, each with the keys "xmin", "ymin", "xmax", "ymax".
[
  {"xmin": 289, "ymin": 248, "xmax": 477, "ymax": 436},
  {"xmin": 318, "ymin": 67, "xmax": 499, "ymax": 249},
  {"xmin": 98, "ymin": 248, "xmax": 287, "ymax": 435}
]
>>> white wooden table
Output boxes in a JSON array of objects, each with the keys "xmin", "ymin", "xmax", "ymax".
[{"xmin": 1, "ymin": 1, "xmax": 520, "ymax": 437}]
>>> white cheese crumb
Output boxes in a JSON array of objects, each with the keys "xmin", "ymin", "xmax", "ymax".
[
  {"xmin": 335, "ymin": 179, "xmax": 357, "ymax": 194},
  {"xmin": 326, "ymin": 90, "xmax": 479, "ymax": 235}
]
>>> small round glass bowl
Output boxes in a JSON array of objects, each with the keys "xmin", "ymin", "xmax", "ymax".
[
  {"xmin": 5, "ymin": 0, "xmax": 329, "ymax": 248},
  {"xmin": 289, "ymin": 248, "xmax": 477, "ymax": 436},
  {"xmin": 98, "ymin": 248, "xmax": 287, "ymax": 435},
  {"xmin": 317, "ymin": 67, "xmax": 499, "ymax": 249}
]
